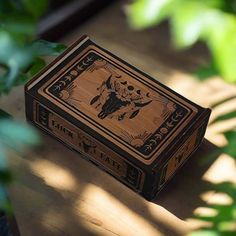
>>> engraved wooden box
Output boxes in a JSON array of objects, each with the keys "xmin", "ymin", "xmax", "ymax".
[{"xmin": 25, "ymin": 35, "xmax": 211, "ymax": 200}]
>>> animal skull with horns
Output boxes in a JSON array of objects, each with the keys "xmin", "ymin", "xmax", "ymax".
[{"xmin": 90, "ymin": 74, "xmax": 164, "ymax": 121}]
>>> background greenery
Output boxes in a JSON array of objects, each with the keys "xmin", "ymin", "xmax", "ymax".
[
  {"xmin": 127, "ymin": 0, "xmax": 236, "ymax": 235},
  {"xmin": 0, "ymin": 0, "xmax": 65, "ymax": 213},
  {"xmin": 127, "ymin": 0, "xmax": 236, "ymax": 83},
  {"xmin": 1, "ymin": 0, "xmax": 235, "ymax": 235}
]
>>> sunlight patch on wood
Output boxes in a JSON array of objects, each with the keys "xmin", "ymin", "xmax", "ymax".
[
  {"xmin": 203, "ymin": 154, "xmax": 236, "ymax": 184},
  {"xmin": 194, "ymin": 207, "xmax": 218, "ymax": 217},
  {"xmin": 209, "ymin": 99, "xmax": 236, "ymax": 123},
  {"xmin": 205, "ymin": 132, "xmax": 227, "ymax": 147},
  {"xmin": 186, "ymin": 218, "xmax": 212, "ymax": 230},
  {"xmin": 30, "ymin": 159, "xmax": 77, "ymax": 191},
  {"xmin": 76, "ymin": 184, "xmax": 163, "ymax": 236},
  {"xmin": 206, "ymin": 118, "xmax": 236, "ymax": 147},
  {"xmin": 208, "ymin": 117, "xmax": 236, "ymax": 134},
  {"xmin": 147, "ymin": 202, "xmax": 192, "ymax": 235},
  {"xmin": 165, "ymin": 72, "xmax": 206, "ymax": 104},
  {"xmin": 204, "ymin": 78, "xmax": 236, "ymax": 105},
  {"xmin": 200, "ymin": 191, "xmax": 233, "ymax": 205}
]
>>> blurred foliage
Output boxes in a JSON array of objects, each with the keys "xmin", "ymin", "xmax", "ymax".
[
  {"xmin": 0, "ymin": 115, "xmax": 40, "ymax": 212},
  {"xmin": 127, "ymin": 0, "xmax": 236, "ymax": 235},
  {"xmin": 0, "ymin": 0, "xmax": 66, "ymax": 94},
  {"xmin": 194, "ymin": 63, "xmax": 219, "ymax": 82},
  {"xmin": 189, "ymin": 182, "xmax": 236, "ymax": 236},
  {"xmin": 126, "ymin": 0, "xmax": 236, "ymax": 83},
  {"xmin": 0, "ymin": 0, "xmax": 66, "ymax": 213},
  {"xmin": 190, "ymin": 100, "xmax": 236, "ymax": 235}
]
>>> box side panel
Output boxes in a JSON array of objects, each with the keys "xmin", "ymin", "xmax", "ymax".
[
  {"xmin": 146, "ymin": 109, "xmax": 211, "ymax": 200},
  {"xmin": 25, "ymin": 92, "xmax": 146, "ymax": 194}
]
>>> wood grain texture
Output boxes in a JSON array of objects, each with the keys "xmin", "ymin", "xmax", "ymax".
[{"xmin": 2, "ymin": 1, "xmax": 234, "ymax": 235}]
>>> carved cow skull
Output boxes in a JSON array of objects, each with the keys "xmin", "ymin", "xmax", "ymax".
[{"xmin": 90, "ymin": 75, "xmax": 152, "ymax": 120}]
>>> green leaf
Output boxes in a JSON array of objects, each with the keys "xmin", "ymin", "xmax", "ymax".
[
  {"xmin": 0, "ymin": 170, "xmax": 13, "ymax": 184},
  {"xmin": 206, "ymin": 13, "xmax": 236, "ymax": 83},
  {"xmin": 0, "ymin": 30, "xmax": 33, "ymax": 87},
  {"xmin": 30, "ymin": 40, "xmax": 66, "ymax": 56},
  {"xmin": 194, "ymin": 214, "xmax": 217, "ymax": 222},
  {"xmin": 28, "ymin": 57, "xmax": 46, "ymax": 77},
  {"xmin": 215, "ymin": 111, "xmax": 236, "ymax": 122},
  {"xmin": 171, "ymin": 1, "xmax": 206, "ymax": 48},
  {"xmin": 126, "ymin": 0, "xmax": 236, "ymax": 82},
  {"xmin": 0, "ymin": 119, "xmax": 40, "ymax": 149},
  {"xmin": 0, "ymin": 187, "xmax": 8, "ymax": 210},
  {"xmin": 218, "ymin": 221, "xmax": 236, "ymax": 232},
  {"xmin": 223, "ymin": 1, "xmax": 236, "ymax": 14},
  {"xmin": 3, "ymin": 62, "xmax": 20, "ymax": 88},
  {"xmin": 170, "ymin": 1, "xmax": 223, "ymax": 48},
  {"xmin": 0, "ymin": 13, "xmax": 36, "ymax": 38},
  {"xmin": 0, "ymin": 144, "xmax": 7, "ymax": 170},
  {"xmin": 13, "ymin": 73, "xmax": 29, "ymax": 87},
  {"xmin": 157, "ymin": 0, "xmax": 222, "ymax": 48},
  {"xmin": 211, "ymin": 95, "xmax": 236, "ymax": 109},
  {"xmin": 222, "ymin": 130, "xmax": 236, "ymax": 159},
  {"xmin": 126, "ymin": 0, "xmax": 174, "ymax": 29},
  {"xmin": 0, "ymin": 109, "xmax": 11, "ymax": 119},
  {"xmin": 208, "ymin": 182, "xmax": 236, "ymax": 194},
  {"xmin": 0, "ymin": 2, "xmax": 13, "ymax": 12},
  {"xmin": 22, "ymin": 0, "xmax": 48, "ymax": 18},
  {"xmin": 194, "ymin": 62, "xmax": 219, "ymax": 81},
  {"xmin": 188, "ymin": 230, "xmax": 220, "ymax": 236},
  {"xmin": 0, "ymin": 186, "xmax": 12, "ymax": 214}
]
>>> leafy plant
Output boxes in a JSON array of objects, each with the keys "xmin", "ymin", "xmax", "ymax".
[
  {"xmin": 126, "ymin": 0, "xmax": 236, "ymax": 83},
  {"xmin": 189, "ymin": 181, "xmax": 236, "ymax": 236},
  {"xmin": 0, "ymin": 0, "xmax": 66, "ymax": 213},
  {"xmin": 126, "ymin": 1, "xmax": 236, "ymax": 235}
]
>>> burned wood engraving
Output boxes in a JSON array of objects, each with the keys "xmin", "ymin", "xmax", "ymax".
[
  {"xmin": 46, "ymin": 51, "xmax": 190, "ymax": 158},
  {"xmin": 90, "ymin": 74, "xmax": 152, "ymax": 120},
  {"xmin": 26, "ymin": 36, "xmax": 210, "ymax": 201}
]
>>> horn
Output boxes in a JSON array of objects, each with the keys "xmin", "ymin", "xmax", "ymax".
[
  {"xmin": 105, "ymin": 75, "xmax": 112, "ymax": 89},
  {"xmin": 90, "ymin": 95, "xmax": 100, "ymax": 105},
  {"xmin": 134, "ymin": 100, "xmax": 152, "ymax": 108}
]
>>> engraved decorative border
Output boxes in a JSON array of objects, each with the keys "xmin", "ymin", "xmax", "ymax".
[
  {"xmin": 36, "ymin": 44, "xmax": 199, "ymax": 165},
  {"xmin": 45, "ymin": 51, "xmax": 190, "ymax": 157}
]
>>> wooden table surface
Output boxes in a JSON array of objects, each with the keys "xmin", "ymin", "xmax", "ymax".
[{"xmin": 2, "ymin": 2, "xmax": 236, "ymax": 236}]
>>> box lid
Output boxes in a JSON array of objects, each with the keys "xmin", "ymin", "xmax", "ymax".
[{"xmin": 26, "ymin": 35, "xmax": 205, "ymax": 168}]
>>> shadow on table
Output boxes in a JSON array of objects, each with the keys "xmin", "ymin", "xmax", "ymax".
[
  {"xmin": 154, "ymin": 139, "xmax": 221, "ymax": 218},
  {"xmin": 94, "ymin": 138, "xmax": 221, "ymax": 235}
]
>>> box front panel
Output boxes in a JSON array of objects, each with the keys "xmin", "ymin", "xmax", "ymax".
[
  {"xmin": 31, "ymin": 100, "xmax": 145, "ymax": 192},
  {"xmin": 36, "ymin": 42, "xmax": 199, "ymax": 165}
]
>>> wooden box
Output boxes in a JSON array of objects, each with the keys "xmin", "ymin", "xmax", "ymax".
[{"xmin": 25, "ymin": 35, "xmax": 211, "ymax": 200}]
